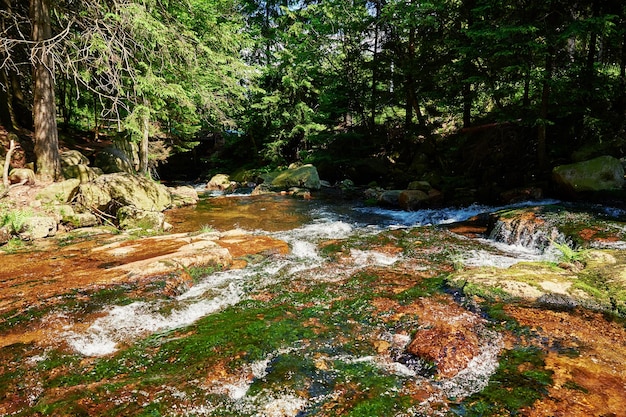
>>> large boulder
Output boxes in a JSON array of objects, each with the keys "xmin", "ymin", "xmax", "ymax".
[
  {"xmin": 270, "ymin": 164, "xmax": 321, "ymax": 190},
  {"xmin": 206, "ymin": 174, "xmax": 236, "ymax": 192},
  {"xmin": 168, "ymin": 185, "xmax": 199, "ymax": 208},
  {"xmin": 20, "ymin": 215, "xmax": 57, "ymax": 240},
  {"xmin": 60, "ymin": 150, "xmax": 90, "ymax": 168},
  {"xmin": 117, "ymin": 206, "xmax": 166, "ymax": 230},
  {"xmin": 74, "ymin": 173, "xmax": 172, "ymax": 213},
  {"xmin": 62, "ymin": 164, "xmax": 103, "ymax": 183},
  {"xmin": 94, "ymin": 147, "xmax": 135, "ymax": 174},
  {"xmin": 36, "ymin": 179, "xmax": 81, "ymax": 204},
  {"xmin": 552, "ymin": 155, "xmax": 624, "ymax": 195},
  {"xmin": 8, "ymin": 168, "xmax": 35, "ymax": 185}
]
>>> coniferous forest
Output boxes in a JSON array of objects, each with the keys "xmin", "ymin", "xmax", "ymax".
[{"xmin": 2, "ymin": 0, "xmax": 626, "ymax": 200}]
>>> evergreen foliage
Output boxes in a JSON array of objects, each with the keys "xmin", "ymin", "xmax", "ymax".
[{"xmin": 1, "ymin": 0, "xmax": 625, "ymax": 183}]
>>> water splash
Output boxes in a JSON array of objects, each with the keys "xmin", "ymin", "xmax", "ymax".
[{"xmin": 65, "ymin": 277, "xmax": 244, "ymax": 356}]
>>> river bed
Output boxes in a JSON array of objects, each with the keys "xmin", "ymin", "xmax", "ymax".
[{"xmin": 1, "ymin": 192, "xmax": 626, "ymax": 416}]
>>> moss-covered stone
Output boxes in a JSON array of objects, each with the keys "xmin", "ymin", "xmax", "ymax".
[{"xmin": 552, "ymin": 155, "xmax": 624, "ymax": 194}]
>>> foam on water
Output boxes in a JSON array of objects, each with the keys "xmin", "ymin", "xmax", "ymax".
[
  {"xmin": 350, "ymin": 249, "xmax": 399, "ymax": 266},
  {"xmin": 65, "ymin": 280, "xmax": 244, "ymax": 356},
  {"xmin": 356, "ymin": 199, "xmax": 560, "ymax": 228}
]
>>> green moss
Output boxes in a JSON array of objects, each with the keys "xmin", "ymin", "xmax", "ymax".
[{"xmin": 454, "ymin": 346, "xmax": 553, "ymax": 416}]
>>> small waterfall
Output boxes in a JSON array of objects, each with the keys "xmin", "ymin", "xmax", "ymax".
[{"xmin": 488, "ymin": 211, "xmax": 565, "ymax": 253}]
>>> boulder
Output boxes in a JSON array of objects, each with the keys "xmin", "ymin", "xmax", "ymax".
[
  {"xmin": 407, "ymin": 180, "xmax": 432, "ymax": 192},
  {"xmin": 169, "ymin": 185, "xmax": 199, "ymax": 207},
  {"xmin": 62, "ymin": 164, "xmax": 102, "ymax": 183},
  {"xmin": 206, "ymin": 174, "xmax": 236, "ymax": 192},
  {"xmin": 74, "ymin": 173, "xmax": 172, "ymax": 213},
  {"xmin": 94, "ymin": 147, "xmax": 135, "ymax": 174},
  {"xmin": 8, "ymin": 168, "xmax": 35, "ymax": 185},
  {"xmin": 552, "ymin": 155, "xmax": 624, "ymax": 195},
  {"xmin": 60, "ymin": 150, "xmax": 90, "ymax": 167},
  {"xmin": 117, "ymin": 206, "xmax": 166, "ymax": 230},
  {"xmin": 36, "ymin": 179, "xmax": 81, "ymax": 204},
  {"xmin": 20, "ymin": 215, "xmax": 57, "ymax": 240},
  {"xmin": 53, "ymin": 205, "xmax": 99, "ymax": 228},
  {"xmin": 378, "ymin": 190, "xmax": 403, "ymax": 207},
  {"xmin": 398, "ymin": 189, "xmax": 429, "ymax": 210},
  {"xmin": 270, "ymin": 164, "xmax": 321, "ymax": 190}
]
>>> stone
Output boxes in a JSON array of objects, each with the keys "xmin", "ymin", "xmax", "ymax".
[
  {"xmin": 74, "ymin": 173, "xmax": 172, "ymax": 213},
  {"xmin": 378, "ymin": 190, "xmax": 403, "ymax": 207},
  {"xmin": 117, "ymin": 206, "xmax": 166, "ymax": 230},
  {"xmin": 36, "ymin": 179, "xmax": 80, "ymax": 204},
  {"xmin": 404, "ymin": 297, "xmax": 484, "ymax": 378},
  {"xmin": 500, "ymin": 186, "xmax": 543, "ymax": 204},
  {"xmin": 62, "ymin": 164, "xmax": 102, "ymax": 183},
  {"xmin": 206, "ymin": 174, "xmax": 235, "ymax": 192},
  {"xmin": 60, "ymin": 150, "xmax": 90, "ymax": 167},
  {"xmin": 20, "ymin": 215, "xmax": 57, "ymax": 240},
  {"xmin": 94, "ymin": 147, "xmax": 135, "ymax": 174},
  {"xmin": 8, "ymin": 168, "xmax": 35, "ymax": 185},
  {"xmin": 270, "ymin": 164, "xmax": 321, "ymax": 190},
  {"xmin": 53, "ymin": 205, "xmax": 99, "ymax": 228},
  {"xmin": 398, "ymin": 189, "xmax": 429, "ymax": 210},
  {"xmin": 169, "ymin": 185, "xmax": 199, "ymax": 207},
  {"xmin": 552, "ymin": 155, "xmax": 624, "ymax": 194},
  {"xmin": 407, "ymin": 180, "xmax": 431, "ymax": 191},
  {"xmin": 0, "ymin": 227, "xmax": 10, "ymax": 245}
]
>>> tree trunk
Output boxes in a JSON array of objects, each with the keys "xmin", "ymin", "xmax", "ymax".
[
  {"xmin": 369, "ymin": 0, "xmax": 381, "ymax": 128},
  {"xmin": 404, "ymin": 25, "xmax": 416, "ymax": 132},
  {"xmin": 30, "ymin": 0, "xmax": 60, "ymax": 181},
  {"xmin": 138, "ymin": 99, "xmax": 150, "ymax": 177},
  {"xmin": 537, "ymin": 47, "xmax": 553, "ymax": 172}
]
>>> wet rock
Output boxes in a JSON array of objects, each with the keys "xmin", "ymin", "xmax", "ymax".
[
  {"xmin": 488, "ymin": 208, "xmax": 562, "ymax": 251},
  {"xmin": 378, "ymin": 190, "xmax": 402, "ymax": 206},
  {"xmin": 399, "ymin": 188, "xmax": 443, "ymax": 210},
  {"xmin": 206, "ymin": 174, "xmax": 236, "ymax": 192},
  {"xmin": 499, "ymin": 186, "xmax": 543, "ymax": 204},
  {"xmin": 268, "ymin": 164, "xmax": 321, "ymax": 190},
  {"xmin": 552, "ymin": 155, "xmax": 624, "ymax": 195},
  {"xmin": 401, "ymin": 297, "xmax": 485, "ymax": 378},
  {"xmin": 168, "ymin": 185, "xmax": 199, "ymax": 207}
]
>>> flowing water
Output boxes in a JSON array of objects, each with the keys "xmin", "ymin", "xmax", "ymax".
[
  {"xmin": 5, "ymin": 191, "xmax": 626, "ymax": 416},
  {"xmin": 56, "ymin": 193, "xmax": 567, "ymax": 414}
]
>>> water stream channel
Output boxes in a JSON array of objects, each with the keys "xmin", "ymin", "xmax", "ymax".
[{"xmin": 2, "ymin": 191, "xmax": 626, "ymax": 416}]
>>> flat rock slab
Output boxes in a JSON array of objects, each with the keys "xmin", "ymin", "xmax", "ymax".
[{"xmin": 0, "ymin": 230, "xmax": 289, "ymax": 316}]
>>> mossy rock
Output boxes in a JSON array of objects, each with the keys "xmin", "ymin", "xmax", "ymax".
[
  {"xmin": 60, "ymin": 150, "xmax": 90, "ymax": 168},
  {"xmin": 74, "ymin": 173, "xmax": 172, "ymax": 213},
  {"xmin": 117, "ymin": 206, "xmax": 165, "ymax": 230},
  {"xmin": 269, "ymin": 164, "xmax": 321, "ymax": 190},
  {"xmin": 36, "ymin": 179, "xmax": 81, "ymax": 204},
  {"xmin": 62, "ymin": 164, "xmax": 102, "ymax": 183},
  {"xmin": 552, "ymin": 155, "xmax": 624, "ymax": 194}
]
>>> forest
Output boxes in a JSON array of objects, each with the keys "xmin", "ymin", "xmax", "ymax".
[{"xmin": 2, "ymin": 0, "xmax": 626, "ymax": 201}]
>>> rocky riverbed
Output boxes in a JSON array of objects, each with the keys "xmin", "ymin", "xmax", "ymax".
[{"xmin": 1, "ymin": 195, "xmax": 626, "ymax": 416}]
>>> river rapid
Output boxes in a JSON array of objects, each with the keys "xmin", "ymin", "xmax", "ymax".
[{"xmin": 2, "ymin": 191, "xmax": 626, "ymax": 416}]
